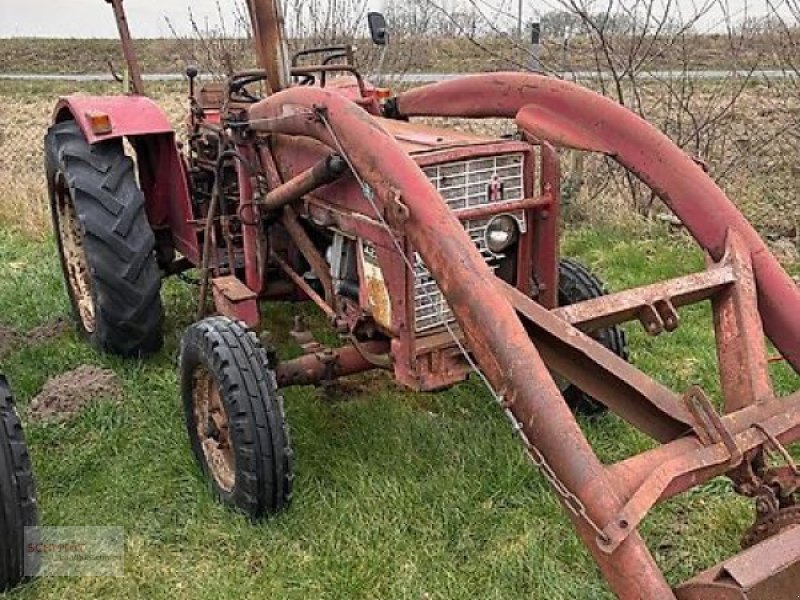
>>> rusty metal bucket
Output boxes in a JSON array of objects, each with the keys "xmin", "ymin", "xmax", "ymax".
[{"xmin": 675, "ymin": 525, "xmax": 800, "ymax": 599}]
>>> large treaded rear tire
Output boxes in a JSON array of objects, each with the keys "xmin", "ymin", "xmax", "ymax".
[
  {"xmin": 180, "ymin": 317, "xmax": 293, "ymax": 520},
  {"xmin": 558, "ymin": 258, "xmax": 629, "ymax": 415},
  {"xmin": 45, "ymin": 120, "xmax": 163, "ymax": 357},
  {"xmin": 0, "ymin": 377, "xmax": 38, "ymax": 590}
]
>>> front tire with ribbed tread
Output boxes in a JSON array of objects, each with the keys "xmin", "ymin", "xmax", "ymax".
[
  {"xmin": 0, "ymin": 377, "xmax": 38, "ymax": 590},
  {"xmin": 45, "ymin": 120, "xmax": 163, "ymax": 357},
  {"xmin": 180, "ymin": 317, "xmax": 293, "ymax": 520}
]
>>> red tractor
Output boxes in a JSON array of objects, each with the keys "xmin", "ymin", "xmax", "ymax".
[{"xmin": 45, "ymin": 1, "xmax": 800, "ymax": 597}]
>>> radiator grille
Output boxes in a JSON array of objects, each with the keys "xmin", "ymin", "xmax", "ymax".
[
  {"xmin": 415, "ymin": 154, "xmax": 526, "ymax": 333},
  {"xmin": 422, "ymin": 154, "xmax": 524, "ymax": 212}
]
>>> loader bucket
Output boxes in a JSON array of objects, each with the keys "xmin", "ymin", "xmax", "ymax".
[{"xmin": 675, "ymin": 525, "xmax": 800, "ymax": 600}]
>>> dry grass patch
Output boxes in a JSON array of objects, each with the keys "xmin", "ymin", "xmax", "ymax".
[
  {"xmin": 0, "ymin": 78, "xmax": 796, "ymax": 275},
  {"xmin": 0, "ymin": 95, "xmax": 53, "ymax": 238},
  {"xmin": 0, "ymin": 81, "xmax": 186, "ymax": 238}
]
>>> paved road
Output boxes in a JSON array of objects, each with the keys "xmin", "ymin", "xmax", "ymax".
[{"xmin": 1, "ymin": 69, "xmax": 797, "ymax": 83}]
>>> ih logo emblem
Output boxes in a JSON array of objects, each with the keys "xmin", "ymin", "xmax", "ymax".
[{"xmin": 487, "ymin": 175, "xmax": 504, "ymax": 202}]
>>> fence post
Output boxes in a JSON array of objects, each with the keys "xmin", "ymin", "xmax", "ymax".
[{"xmin": 529, "ymin": 21, "xmax": 542, "ymax": 72}]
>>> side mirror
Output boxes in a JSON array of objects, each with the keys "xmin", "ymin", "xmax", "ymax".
[{"xmin": 367, "ymin": 12, "xmax": 388, "ymax": 46}]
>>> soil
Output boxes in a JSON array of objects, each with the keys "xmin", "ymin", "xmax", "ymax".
[
  {"xmin": 0, "ymin": 318, "xmax": 70, "ymax": 361},
  {"xmin": 318, "ymin": 370, "xmax": 388, "ymax": 400},
  {"xmin": 26, "ymin": 317, "xmax": 70, "ymax": 343},
  {"xmin": 28, "ymin": 365, "xmax": 122, "ymax": 423}
]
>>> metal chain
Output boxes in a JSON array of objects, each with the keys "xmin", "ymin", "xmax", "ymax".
[{"xmin": 315, "ymin": 110, "xmax": 609, "ymax": 543}]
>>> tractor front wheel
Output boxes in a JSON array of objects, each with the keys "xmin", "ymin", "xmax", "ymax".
[
  {"xmin": 180, "ymin": 317, "xmax": 293, "ymax": 519},
  {"xmin": 557, "ymin": 258, "xmax": 629, "ymax": 415},
  {"xmin": 45, "ymin": 120, "xmax": 163, "ymax": 357},
  {"xmin": 0, "ymin": 377, "xmax": 38, "ymax": 590}
]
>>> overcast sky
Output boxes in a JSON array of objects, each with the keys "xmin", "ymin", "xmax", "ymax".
[
  {"xmin": 0, "ymin": 0, "xmax": 386, "ymax": 37},
  {"xmin": 0, "ymin": 0, "xmax": 791, "ymax": 38}
]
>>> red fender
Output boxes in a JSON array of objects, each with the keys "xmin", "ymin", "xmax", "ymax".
[
  {"xmin": 395, "ymin": 73, "xmax": 800, "ymax": 373},
  {"xmin": 53, "ymin": 95, "xmax": 173, "ymax": 143},
  {"xmin": 52, "ymin": 95, "xmax": 197, "ymax": 261}
]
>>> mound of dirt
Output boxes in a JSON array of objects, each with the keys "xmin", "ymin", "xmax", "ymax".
[
  {"xmin": 0, "ymin": 318, "xmax": 70, "ymax": 360},
  {"xmin": 28, "ymin": 365, "xmax": 122, "ymax": 423},
  {"xmin": 26, "ymin": 317, "xmax": 70, "ymax": 343}
]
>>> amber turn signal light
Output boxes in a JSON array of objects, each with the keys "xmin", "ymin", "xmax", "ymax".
[{"xmin": 86, "ymin": 111, "xmax": 113, "ymax": 135}]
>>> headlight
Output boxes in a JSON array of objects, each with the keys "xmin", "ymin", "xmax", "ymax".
[{"xmin": 486, "ymin": 214, "xmax": 519, "ymax": 254}]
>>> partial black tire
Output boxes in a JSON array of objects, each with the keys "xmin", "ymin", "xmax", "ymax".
[
  {"xmin": 0, "ymin": 377, "xmax": 38, "ymax": 590},
  {"xmin": 45, "ymin": 120, "xmax": 163, "ymax": 357},
  {"xmin": 557, "ymin": 258, "xmax": 629, "ymax": 415},
  {"xmin": 180, "ymin": 317, "xmax": 293, "ymax": 519}
]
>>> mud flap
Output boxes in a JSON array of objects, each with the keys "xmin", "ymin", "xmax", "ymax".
[{"xmin": 675, "ymin": 525, "xmax": 800, "ymax": 599}]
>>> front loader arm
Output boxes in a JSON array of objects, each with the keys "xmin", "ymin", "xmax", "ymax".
[
  {"xmin": 248, "ymin": 88, "xmax": 679, "ymax": 599},
  {"xmin": 394, "ymin": 73, "xmax": 800, "ymax": 374},
  {"xmin": 248, "ymin": 79, "xmax": 800, "ymax": 598}
]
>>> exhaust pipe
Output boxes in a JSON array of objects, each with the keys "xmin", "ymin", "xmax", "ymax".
[
  {"xmin": 106, "ymin": 0, "xmax": 145, "ymax": 95},
  {"xmin": 246, "ymin": 0, "xmax": 291, "ymax": 93}
]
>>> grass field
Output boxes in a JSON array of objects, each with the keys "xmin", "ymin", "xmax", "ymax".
[
  {"xmin": 0, "ymin": 224, "xmax": 797, "ymax": 599},
  {"xmin": 0, "ymin": 77, "xmax": 797, "ymax": 599},
  {"xmin": 0, "ymin": 33, "xmax": 792, "ymax": 76}
]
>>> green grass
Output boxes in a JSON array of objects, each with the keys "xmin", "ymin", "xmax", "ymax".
[{"xmin": 0, "ymin": 223, "xmax": 796, "ymax": 599}]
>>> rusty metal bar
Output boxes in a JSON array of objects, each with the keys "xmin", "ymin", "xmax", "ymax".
[
  {"xmin": 532, "ymin": 143, "xmax": 560, "ymax": 308},
  {"xmin": 553, "ymin": 263, "xmax": 736, "ymax": 332},
  {"xmin": 280, "ymin": 205, "xmax": 334, "ymax": 306},
  {"xmin": 501, "ymin": 279, "xmax": 696, "ymax": 441},
  {"xmin": 236, "ymin": 145, "xmax": 264, "ymax": 293},
  {"xmin": 606, "ymin": 390, "xmax": 800, "ymax": 509},
  {"xmin": 106, "ymin": 0, "xmax": 145, "ymax": 95},
  {"xmin": 712, "ymin": 231, "xmax": 774, "ymax": 412},
  {"xmin": 597, "ymin": 388, "xmax": 800, "ymax": 554},
  {"xmin": 274, "ymin": 340, "xmax": 390, "ymax": 387},
  {"xmin": 257, "ymin": 154, "xmax": 347, "ymax": 211},
  {"xmin": 453, "ymin": 195, "xmax": 550, "ymax": 222},
  {"xmin": 270, "ymin": 250, "xmax": 336, "ymax": 320}
]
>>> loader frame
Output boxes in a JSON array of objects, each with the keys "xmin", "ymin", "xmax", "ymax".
[{"xmin": 246, "ymin": 79, "xmax": 800, "ymax": 599}]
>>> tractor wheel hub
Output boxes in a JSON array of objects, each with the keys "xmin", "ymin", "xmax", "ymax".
[{"xmin": 192, "ymin": 369, "xmax": 235, "ymax": 493}]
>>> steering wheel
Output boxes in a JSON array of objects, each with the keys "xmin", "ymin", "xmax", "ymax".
[{"xmin": 229, "ymin": 73, "xmax": 268, "ymax": 103}]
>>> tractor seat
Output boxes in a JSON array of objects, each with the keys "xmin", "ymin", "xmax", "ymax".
[{"xmin": 196, "ymin": 82, "xmax": 226, "ymax": 111}]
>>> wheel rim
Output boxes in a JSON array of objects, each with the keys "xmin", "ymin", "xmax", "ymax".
[
  {"xmin": 55, "ymin": 174, "xmax": 96, "ymax": 333},
  {"xmin": 193, "ymin": 367, "xmax": 236, "ymax": 493}
]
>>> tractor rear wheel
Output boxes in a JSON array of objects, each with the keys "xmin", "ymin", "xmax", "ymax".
[
  {"xmin": 557, "ymin": 258, "xmax": 629, "ymax": 415},
  {"xmin": 45, "ymin": 120, "xmax": 163, "ymax": 357},
  {"xmin": 0, "ymin": 377, "xmax": 38, "ymax": 590},
  {"xmin": 180, "ymin": 317, "xmax": 293, "ymax": 519}
]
